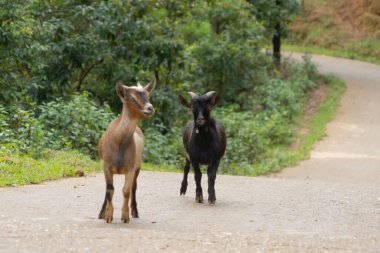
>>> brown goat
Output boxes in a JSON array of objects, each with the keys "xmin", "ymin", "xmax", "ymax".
[{"xmin": 98, "ymin": 78, "xmax": 156, "ymax": 223}]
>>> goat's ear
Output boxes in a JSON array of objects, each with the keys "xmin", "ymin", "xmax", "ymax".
[
  {"xmin": 144, "ymin": 77, "xmax": 156, "ymax": 96},
  {"xmin": 178, "ymin": 95, "xmax": 191, "ymax": 109},
  {"xmin": 206, "ymin": 91, "xmax": 222, "ymax": 109},
  {"xmin": 116, "ymin": 82, "xmax": 129, "ymax": 103}
]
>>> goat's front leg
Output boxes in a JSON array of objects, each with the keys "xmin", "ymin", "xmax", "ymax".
[
  {"xmin": 192, "ymin": 161, "xmax": 203, "ymax": 203},
  {"xmin": 99, "ymin": 169, "xmax": 114, "ymax": 223},
  {"xmin": 180, "ymin": 159, "xmax": 190, "ymax": 195},
  {"xmin": 207, "ymin": 160, "xmax": 220, "ymax": 205},
  {"xmin": 130, "ymin": 168, "xmax": 140, "ymax": 218},
  {"xmin": 121, "ymin": 169, "xmax": 135, "ymax": 223}
]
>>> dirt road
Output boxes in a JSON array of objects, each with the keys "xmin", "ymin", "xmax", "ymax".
[{"xmin": 1, "ymin": 55, "xmax": 380, "ymax": 252}]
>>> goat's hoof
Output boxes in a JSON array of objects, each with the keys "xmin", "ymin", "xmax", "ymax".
[
  {"xmin": 131, "ymin": 209, "xmax": 139, "ymax": 218},
  {"xmin": 180, "ymin": 183, "xmax": 188, "ymax": 195},
  {"xmin": 104, "ymin": 206, "xmax": 113, "ymax": 223},
  {"xmin": 121, "ymin": 217, "xmax": 130, "ymax": 223},
  {"xmin": 121, "ymin": 210, "xmax": 130, "ymax": 223},
  {"xmin": 208, "ymin": 193, "xmax": 216, "ymax": 205},
  {"xmin": 104, "ymin": 216, "xmax": 113, "ymax": 223},
  {"xmin": 195, "ymin": 195, "xmax": 204, "ymax": 203}
]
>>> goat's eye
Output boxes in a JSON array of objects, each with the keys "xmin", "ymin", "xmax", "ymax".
[
  {"xmin": 127, "ymin": 95, "xmax": 135, "ymax": 102},
  {"xmin": 127, "ymin": 95, "xmax": 140, "ymax": 108}
]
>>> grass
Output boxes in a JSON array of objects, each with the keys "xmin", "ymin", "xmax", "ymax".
[
  {"xmin": 283, "ymin": 74, "xmax": 345, "ymax": 165},
  {"xmin": 283, "ymin": 44, "xmax": 380, "ymax": 65},
  {"xmin": 0, "ymin": 148, "xmax": 179, "ymax": 187},
  {"xmin": 0, "ymin": 149, "xmax": 100, "ymax": 187},
  {"xmin": 143, "ymin": 163, "xmax": 179, "ymax": 173}
]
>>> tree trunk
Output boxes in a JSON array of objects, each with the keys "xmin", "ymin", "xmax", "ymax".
[
  {"xmin": 154, "ymin": 69, "xmax": 159, "ymax": 86},
  {"xmin": 272, "ymin": 23, "xmax": 281, "ymax": 65},
  {"xmin": 273, "ymin": 0, "xmax": 282, "ymax": 66}
]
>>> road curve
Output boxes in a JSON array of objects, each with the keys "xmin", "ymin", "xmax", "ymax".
[
  {"xmin": 0, "ymin": 55, "xmax": 379, "ymax": 252},
  {"xmin": 276, "ymin": 53, "xmax": 380, "ymax": 184}
]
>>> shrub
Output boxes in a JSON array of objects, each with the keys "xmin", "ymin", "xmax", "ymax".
[
  {"xmin": 0, "ymin": 93, "xmax": 114, "ymax": 158},
  {"xmin": 0, "ymin": 105, "xmax": 46, "ymax": 156},
  {"xmin": 37, "ymin": 92, "xmax": 114, "ymax": 157},
  {"xmin": 143, "ymin": 124, "xmax": 183, "ymax": 167},
  {"xmin": 214, "ymin": 106, "xmax": 293, "ymax": 173}
]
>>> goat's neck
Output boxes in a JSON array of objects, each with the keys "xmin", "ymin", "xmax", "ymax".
[
  {"xmin": 194, "ymin": 125, "xmax": 211, "ymax": 143},
  {"xmin": 116, "ymin": 107, "xmax": 139, "ymax": 143}
]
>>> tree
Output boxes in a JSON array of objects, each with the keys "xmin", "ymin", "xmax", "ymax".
[{"xmin": 247, "ymin": 0, "xmax": 299, "ymax": 65}]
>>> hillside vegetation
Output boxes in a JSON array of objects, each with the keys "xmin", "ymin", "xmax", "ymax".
[{"xmin": 288, "ymin": 0, "xmax": 380, "ymax": 63}]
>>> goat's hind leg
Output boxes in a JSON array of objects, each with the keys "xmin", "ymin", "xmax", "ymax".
[
  {"xmin": 180, "ymin": 159, "xmax": 190, "ymax": 195},
  {"xmin": 130, "ymin": 168, "xmax": 140, "ymax": 218},
  {"xmin": 121, "ymin": 169, "xmax": 135, "ymax": 223},
  {"xmin": 100, "ymin": 169, "xmax": 114, "ymax": 223}
]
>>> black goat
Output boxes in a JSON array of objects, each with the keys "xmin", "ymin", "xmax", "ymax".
[{"xmin": 178, "ymin": 91, "xmax": 226, "ymax": 204}]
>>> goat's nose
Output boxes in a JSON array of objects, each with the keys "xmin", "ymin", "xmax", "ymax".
[
  {"xmin": 196, "ymin": 116, "xmax": 205, "ymax": 125},
  {"xmin": 146, "ymin": 105, "xmax": 154, "ymax": 112}
]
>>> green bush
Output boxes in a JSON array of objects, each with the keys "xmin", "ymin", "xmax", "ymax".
[
  {"xmin": 213, "ymin": 106, "xmax": 293, "ymax": 173},
  {"xmin": 37, "ymin": 92, "xmax": 115, "ymax": 157},
  {"xmin": 0, "ymin": 93, "xmax": 114, "ymax": 158},
  {"xmin": 143, "ymin": 125, "xmax": 183, "ymax": 166},
  {"xmin": 0, "ymin": 105, "xmax": 46, "ymax": 156}
]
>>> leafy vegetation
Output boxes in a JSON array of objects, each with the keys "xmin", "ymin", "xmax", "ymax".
[
  {"xmin": 0, "ymin": 93, "xmax": 114, "ymax": 158},
  {"xmin": 0, "ymin": 0, "xmax": 347, "ymax": 186}
]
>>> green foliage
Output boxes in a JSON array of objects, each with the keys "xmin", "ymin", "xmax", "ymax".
[
  {"xmin": 143, "ymin": 125, "xmax": 183, "ymax": 166},
  {"xmin": 214, "ymin": 107, "xmax": 292, "ymax": 173},
  {"xmin": 141, "ymin": 56, "xmax": 322, "ymax": 173},
  {"xmin": 0, "ymin": 105, "xmax": 46, "ymax": 156},
  {"xmin": 0, "ymin": 0, "xmax": 333, "ymax": 185},
  {"xmin": 0, "ymin": 93, "xmax": 114, "ymax": 158},
  {"xmin": 255, "ymin": 57, "xmax": 318, "ymax": 117},
  {"xmin": 37, "ymin": 92, "xmax": 114, "ymax": 156},
  {"xmin": 248, "ymin": 0, "xmax": 299, "ymax": 37}
]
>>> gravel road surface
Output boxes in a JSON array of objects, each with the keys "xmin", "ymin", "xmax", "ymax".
[{"xmin": 1, "ymin": 54, "xmax": 379, "ymax": 252}]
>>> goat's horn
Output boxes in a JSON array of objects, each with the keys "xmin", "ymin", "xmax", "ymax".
[
  {"xmin": 188, "ymin": 92, "xmax": 198, "ymax": 98},
  {"xmin": 144, "ymin": 77, "xmax": 156, "ymax": 94},
  {"xmin": 205, "ymin": 91, "xmax": 217, "ymax": 98},
  {"xmin": 137, "ymin": 81, "xmax": 142, "ymax": 88}
]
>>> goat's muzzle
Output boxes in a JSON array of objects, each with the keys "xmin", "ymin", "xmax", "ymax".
[
  {"xmin": 196, "ymin": 117, "xmax": 206, "ymax": 126},
  {"xmin": 142, "ymin": 103, "xmax": 155, "ymax": 117}
]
